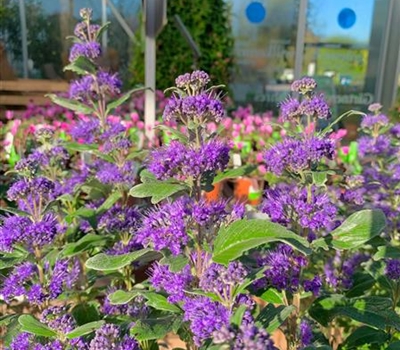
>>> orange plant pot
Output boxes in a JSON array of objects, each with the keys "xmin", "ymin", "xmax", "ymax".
[
  {"xmin": 234, "ymin": 177, "xmax": 263, "ymax": 206},
  {"xmin": 204, "ymin": 181, "xmax": 224, "ymax": 202}
]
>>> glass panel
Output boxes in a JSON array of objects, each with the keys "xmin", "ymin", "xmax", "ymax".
[
  {"xmin": 0, "ymin": 0, "xmax": 140, "ymax": 80},
  {"xmin": 229, "ymin": 0, "xmax": 299, "ymax": 112},
  {"xmin": 304, "ymin": 0, "xmax": 384, "ymax": 115}
]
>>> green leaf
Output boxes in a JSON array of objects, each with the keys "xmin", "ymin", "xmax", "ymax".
[
  {"xmin": 259, "ymin": 288, "xmax": 284, "ymax": 304},
  {"xmin": 309, "ymin": 295, "xmax": 400, "ymax": 330},
  {"xmin": 0, "ymin": 207, "xmax": 31, "ymax": 217},
  {"xmin": 213, "ymin": 219, "xmax": 311, "ymax": 265},
  {"xmin": 212, "ymin": 165, "xmax": 257, "ymax": 184},
  {"xmin": 330, "ymin": 209, "xmax": 386, "ymax": 250},
  {"xmin": 85, "ymin": 248, "xmax": 152, "ymax": 271},
  {"xmin": 142, "ymin": 292, "xmax": 181, "ymax": 313},
  {"xmin": 64, "ymin": 142, "xmax": 98, "ymax": 152},
  {"xmin": 345, "ymin": 272, "xmax": 375, "ymax": 298},
  {"xmin": 139, "ymin": 169, "xmax": 158, "ymax": 183},
  {"xmin": 64, "ymin": 56, "xmax": 97, "ymax": 75},
  {"xmin": 312, "ymin": 171, "xmax": 330, "ymax": 187},
  {"xmin": 126, "ymin": 149, "xmax": 149, "ymax": 161},
  {"xmin": 46, "ymin": 94, "xmax": 93, "ymax": 114},
  {"xmin": 65, "ymin": 207, "xmax": 97, "ymax": 227},
  {"xmin": 2, "ymin": 315, "xmax": 21, "ymax": 346},
  {"xmin": 71, "ymin": 303, "xmax": 100, "ymax": 325},
  {"xmin": 387, "ymin": 341, "xmax": 400, "ymax": 350},
  {"xmin": 18, "ymin": 315, "xmax": 57, "ymax": 338},
  {"xmin": 108, "ymin": 290, "xmax": 141, "ymax": 305},
  {"xmin": 156, "ymin": 125, "xmax": 188, "ymax": 143},
  {"xmin": 129, "ymin": 182, "xmax": 189, "ymax": 204},
  {"xmin": 60, "ymin": 234, "xmax": 108, "ymax": 257},
  {"xmin": 230, "ymin": 305, "xmax": 248, "ymax": 327},
  {"xmin": 66, "ymin": 321, "xmax": 105, "ymax": 339},
  {"xmin": 105, "ymin": 86, "xmax": 146, "ymax": 114},
  {"xmin": 342, "ymin": 326, "xmax": 389, "ymax": 349},
  {"xmin": 96, "ymin": 191, "xmax": 122, "ymax": 214},
  {"xmin": 95, "ymin": 22, "xmax": 110, "ymax": 40},
  {"xmin": 130, "ymin": 315, "xmax": 182, "ymax": 341},
  {"xmin": 0, "ymin": 250, "xmax": 28, "ymax": 269},
  {"xmin": 373, "ymin": 245, "xmax": 400, "ymax": 261},
  {"xmin": 159, "ymin": 254, "xmax": 189, "ymax": 272},
  {"xmin": 255, "ymin": 304, "xmax": 295, "ymax": 333}
]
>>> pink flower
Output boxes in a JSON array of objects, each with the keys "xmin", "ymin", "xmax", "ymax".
[
  {"xmin": 258, "ymin": 165, "xmax": 267, "ymax": 174},
  {"xmin": 305, "ymin": 122, "xmax": 315, "ymax": 135},
  {"xmin": 11, "ymin": 120, "xmax": 21, "ymax": 136},
  {"xmin": 256, "ymin": 152, "xmax": 263, "ymax": 162},
  {"xmin": 6, "ymin": 110, "xmax": 13, "ymax": 120},
  {"xmin": 130, "ymin": 112, "xmax": 140, "ymax": 122},
  {"xmin": 137, "ymin": 121, "xmax": 145, "ymax": 130},
  {"xmin": 207, "ymin": 122, "xmax": 217, "ymax": 133},
  {"xmin": 341, "ymin": 146, "xmax": 349, "ymax": 155},
  {"xmin": 280, "ymin": 129, "xmax": 287, "ymax": 137}
]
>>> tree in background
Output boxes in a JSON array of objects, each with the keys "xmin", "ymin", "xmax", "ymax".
[{"xmin": 130, "ymin": 0, "xmax": 235, "ymax": 91}]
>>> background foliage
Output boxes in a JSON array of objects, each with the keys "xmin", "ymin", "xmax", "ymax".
[{"xmin": 129, "ymin": 0, "xmax": 235, "ymax": 91}]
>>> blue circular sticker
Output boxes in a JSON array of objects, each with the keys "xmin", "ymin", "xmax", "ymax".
[
  {"xmin": 246, "ymin": 2, "xmax": 266, "ymax": 24},
  {"xmin": 338, "ymin": 8, "xmax": 356, "ymax": 29}
]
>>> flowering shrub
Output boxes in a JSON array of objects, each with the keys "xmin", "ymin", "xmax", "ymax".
[{"xmin": 1, "ymin": 8, "xmax": 400, "ymax": 350}]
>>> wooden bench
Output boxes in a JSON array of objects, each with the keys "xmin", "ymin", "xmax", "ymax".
[{"xmin": 0, "ymin": 79, "xmax": 69, "ymax": 107}]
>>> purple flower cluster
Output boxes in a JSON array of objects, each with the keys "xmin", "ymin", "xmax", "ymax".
[
  {"xmin": 183, "ymin": 296, "xmax": 230, "ymax": 346},
  {"xmin": 291, "ymin": 77, "xmax": 317, "ymax": 94},
  {"xmin": 280, "ymin": 98, "xmax": 300, "ymax": 121},
  {"xmin": 69, "ymin": 41, "xmax": 101, "ymax": 62},
  {"xmin": 199, "ymin": 261, "xmax": 248, "ymax": 303},
  {"xmin": 263, "ymin": 137, "xmax": 335, "ymax": 176},
  {"xmin": 40, "ymin": 306, "xmax": 76, "ymax": 333},
  {"xmin": 7, "ymin": 333, "xmax": 66, "ymax": 350},
  {"xmin": 163, "ymin": 94, "xmax": 224, "ymax": 123},
  {"xmin": 136, "ymin": 198, "xmax": 190, "ymax": 255},
  {"xmin": 255, "ymin": 244, "xmax": 309, "ymax": 292},
  {"xmin": 74, "ymin": 22, "xmax": 101, "ymax": 41},
  {"xmin": 0, "ymin": 259, "xmax": 80, "ymax": 303},
  {"xmin": 94, "ymin": 160, "xmax": 136, "ymax": 186},
  {"xmin": 102, "ymin": 289, "xmax": 149, "ymax": 318},
  {"xmin": 150, "ymin": 263, "xmax": 194, "ymax": 303},
  {"xmin": 390, "ymin": 124, "xmax": 400, "ymax": 138},
  {"xmin": 48, "ymin": 259, "xmax": 81, "ymax": 299},
  {"xmin": 299, "ymin": 93, "xmax": 331, "ymax": 119},
  {"xmin": 98, "ymin": 204, "xmax": 141, "ymax": 234},
  {"xmin": 7, "ymin": 176, "xmax": 55, "ymax": 202},
  {"xmin": 0, "ymin": 213, "xmax": 61, "ymax": 252},
  {"xmin": 89, "ymin": 324, "xmax": 139, "ymax": 350},
  {"xmin": 147, "ymin": 139, "xmax": 230, "ymax": 180},
  {"xmin": 70, "ymin": 71, "xmax": 122, "ymax": 101},
  {"xmin": 299, "ymin": 320, "xmax": 313, "ymax": 347},
  {"xmin": 386, "ymin": 259, "xmax": 400, "ymax": 281},
  {"xmin": 70, "ymin": 118, "xmax": 100, "ymax": 143},
  {"xmin": 212, "ymin": 322, "xmax": 277, "ymax": 350},
  {"xmin": 136, "ymin": 197, "xmax": 240, "ymax": 255},
  {"xmin": 281, "ymin": 94, "xmax": 331, "ymax": 120},
  {"xmin": 261, "ymin": 184, "xmax": 337, "ymax": 237},
  {"xmin": 324, "ymin": 252, "xmax": 369, "ymax": 289},
  {"xmin": 357, "ymin": 135, "xmax": 395, "ymax": 158},
  {"xmin": 175, "ymin": 70, "xmax": 211, "ymax": 91},
  {"xmin": 360, "ymin": 114, "xmax": 389, "ymax": 129}
]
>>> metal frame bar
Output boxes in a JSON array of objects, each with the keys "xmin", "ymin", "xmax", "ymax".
[
  {"xmin": 294, "ymin": 0, "xmax": 308, "ymax": 80},
  {"xmin": 102, "ymin": 0, "xmax": 108, "ymax": 51},
  {"xmin": 18, "ymin": 0, "xmax": 28, "ymax": 78}
]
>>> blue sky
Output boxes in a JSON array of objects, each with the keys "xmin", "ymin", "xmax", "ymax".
[{"xmin": 308, "ymin": 0, "xmax": 375, "ymax": 43}]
